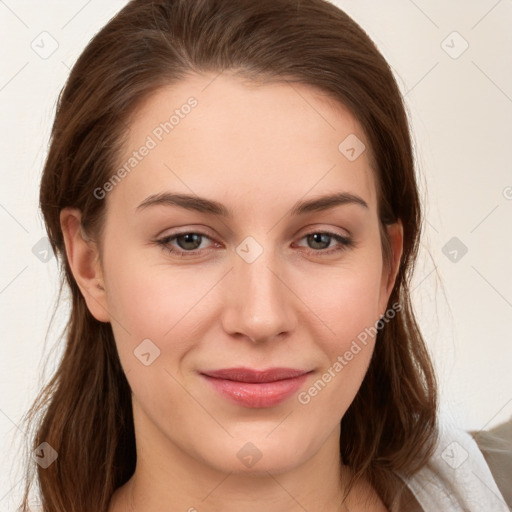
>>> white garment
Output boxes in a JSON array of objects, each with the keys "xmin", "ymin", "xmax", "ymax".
[{"xmin": 399, "ymin": 419, "xmax": 510, "ymax": 511}]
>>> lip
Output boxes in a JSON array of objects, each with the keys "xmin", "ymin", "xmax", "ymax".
[{"xmin": 200, "ymin": 367, "xmax": 312, "ymax": 408}]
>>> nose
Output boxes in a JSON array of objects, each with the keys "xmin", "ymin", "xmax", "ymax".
[{"xmin": 220, "ymin": 244, "xmax": 297, "ymax": 344}]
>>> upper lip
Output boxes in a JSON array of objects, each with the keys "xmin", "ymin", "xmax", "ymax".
[{"xmin": 201, "ymin": 367, "xmax": 311, "ymax": 383}]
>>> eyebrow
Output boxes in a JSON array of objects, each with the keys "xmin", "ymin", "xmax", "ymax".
[{"xmin": 136, "ymin": 191, "xmax": 369, "ymax": 217}]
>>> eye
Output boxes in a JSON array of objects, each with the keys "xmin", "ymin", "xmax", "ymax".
[
  {"xmin": 155, "ymin": 229, "xmax": 354, "ymax": 258},
  {"xmin": 294, "ymin": 231, "xmax": 354, "ymax": 255},
  {"xmin": 156, "ymin": 231, "xmax": 216, "ymax": 257}
]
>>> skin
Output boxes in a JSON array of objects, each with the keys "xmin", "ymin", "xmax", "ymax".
[{"xmin": 61, "ymin": 72, "xmax": 403, "ymax": 511}]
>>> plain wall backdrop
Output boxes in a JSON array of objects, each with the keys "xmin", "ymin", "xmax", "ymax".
[{"xmin": 1, "ymin": 0, "xmax": 511, "ymax": 509}]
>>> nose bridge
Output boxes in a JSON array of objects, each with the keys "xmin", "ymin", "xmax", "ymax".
[{"xmin": 221, "ymin": 237, "xmax": 295, "ymax": 342}]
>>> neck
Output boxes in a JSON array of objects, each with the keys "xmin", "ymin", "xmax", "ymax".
[{"xmin": 108, "ymin": 400, "xmax": 388, "ymax": 512}]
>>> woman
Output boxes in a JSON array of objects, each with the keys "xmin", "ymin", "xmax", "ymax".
[{"xmin": 18, "ymin": 0, "xmax": 508, "ymax": 511}]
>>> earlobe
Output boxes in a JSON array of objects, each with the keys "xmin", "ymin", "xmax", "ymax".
[{"xmin": 60, "ymin": 208, "xmax": 110, "ymax": 323}]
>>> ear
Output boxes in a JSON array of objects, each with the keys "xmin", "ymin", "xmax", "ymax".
[
  {"xmin": 378, "ymin": 220, "xmax": 403, "ymax": 316},
  {"xmin": 60, "ymin": 208, "xmax": 110, "ymax": 323}
]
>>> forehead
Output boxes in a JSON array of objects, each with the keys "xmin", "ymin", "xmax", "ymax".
[{"xmin": 111, "ymin": 72, "xmax": 377, "ymax": 217}]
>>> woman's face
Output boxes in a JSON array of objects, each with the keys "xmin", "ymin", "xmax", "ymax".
[{"xmin": 70, "ymin": 72, "xmax": 402, "ymax": 476}]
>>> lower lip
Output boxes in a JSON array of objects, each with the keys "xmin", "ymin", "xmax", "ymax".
[{"xmin": 201, "ymin": 373, "xmax": 310, "ymax": 408}]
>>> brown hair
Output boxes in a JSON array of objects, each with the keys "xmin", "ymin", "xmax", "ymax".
[{"xmin": 19, "ymin": 0, "xmax": 437, "ymax": 510}]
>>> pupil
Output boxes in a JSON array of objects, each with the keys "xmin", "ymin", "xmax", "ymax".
[
  {"xmin": 309, "ymin": 233, "xmax": 330, "ymax": 249},
  {"xmin": 178, "ymin": 233, "xmax": 201, "ymax": 250}
]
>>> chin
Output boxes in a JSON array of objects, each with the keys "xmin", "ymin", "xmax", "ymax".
[{"xmin": 197, "ymin": 433, "xmax": 313, "ymax": 476}]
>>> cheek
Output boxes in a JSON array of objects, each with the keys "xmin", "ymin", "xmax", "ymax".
[
  {"xmin": 295, "ymin": 253, "xmax": 383, "ymax": 343},
  {"xmin": 100, "ymin": 242, "xmax": 216, "ymax": 380},
  {"xmin": 102, "ymin": 226, "xmax": 384, "ymax": 370},
  {"xmin": 292, "ymin": 254, "xmax": 383, "ymax": 408},
  {"xmin": 102, "ymin": 258, "xmax": 209, "ymax": 415},
  {"xmin": 102, "ymin": 241, "xmax": 210, "ymax": 332},
  {"xmin": 297, "ymin": 283, "xmax": 379, "ymax": 420}
]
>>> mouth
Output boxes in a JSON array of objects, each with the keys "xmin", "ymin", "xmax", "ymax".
[{"xmin": 200, "ymin": 367, "xmax": 313, "ymax": 408}]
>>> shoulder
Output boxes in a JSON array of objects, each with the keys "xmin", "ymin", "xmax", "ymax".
[
  {"xmin": 470, "ymin": 417, "xmax": 512, "ymax": 510},
  {"xmin": 397, "ymin": 416, "xmax": 510, "ymax": 511}
]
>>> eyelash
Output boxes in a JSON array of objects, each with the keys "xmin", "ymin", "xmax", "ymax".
[{"xmin": 155, "ymin": 230, "xmax": 354, "ymax": 258}]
